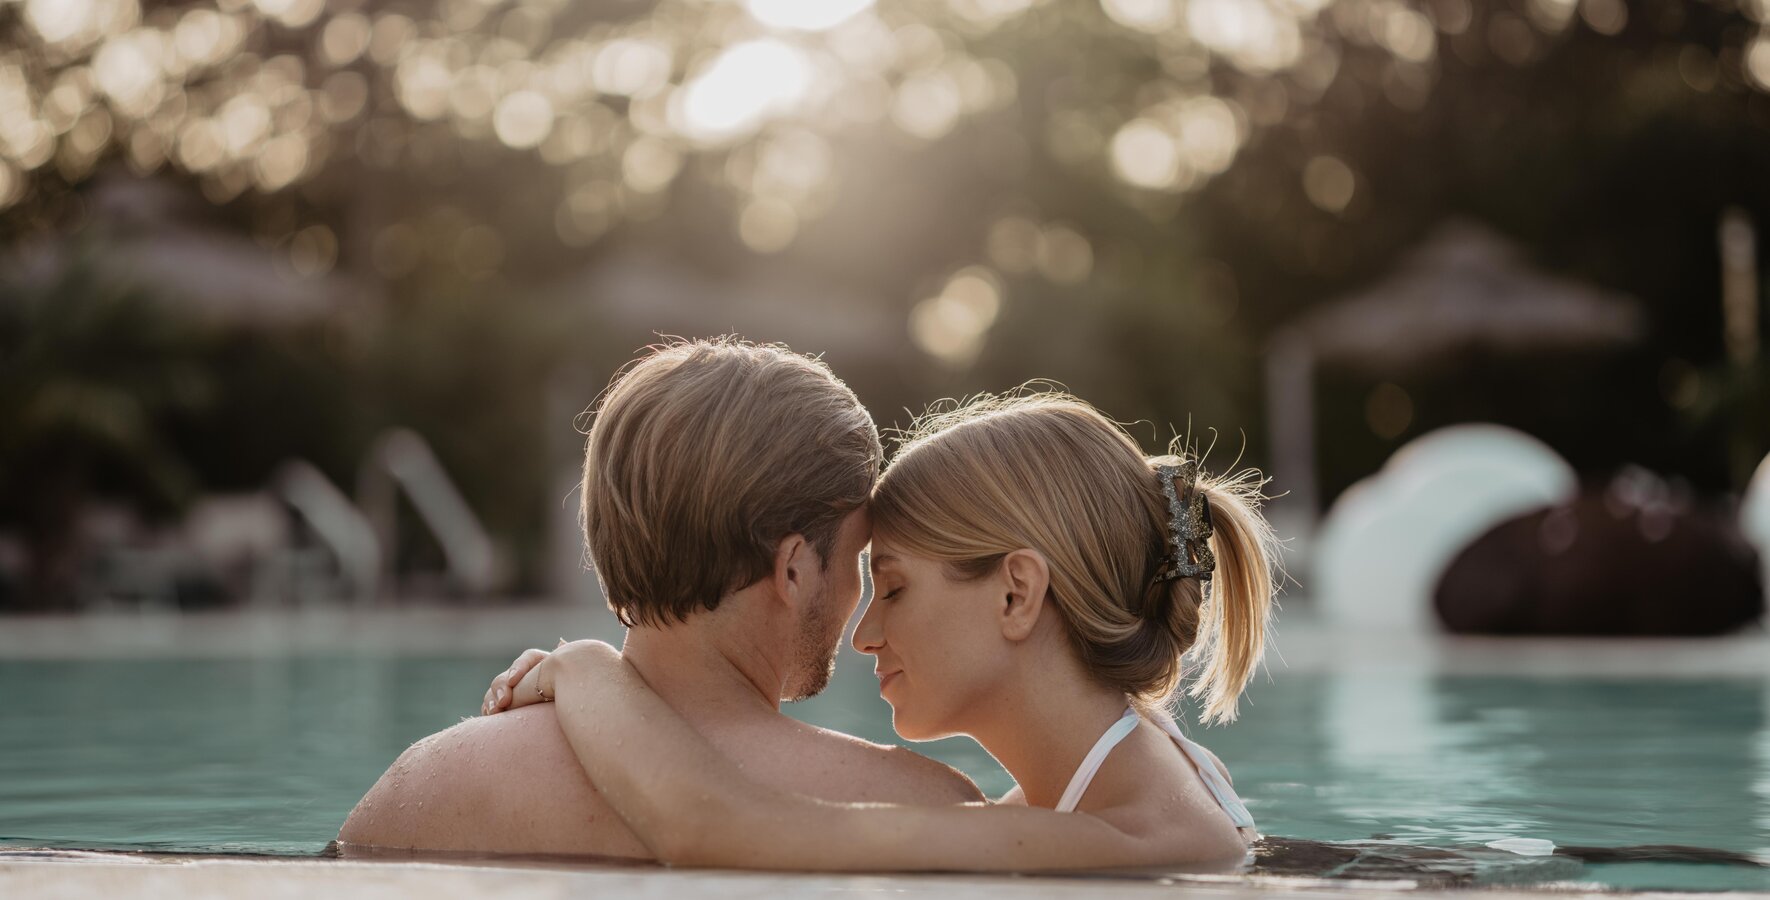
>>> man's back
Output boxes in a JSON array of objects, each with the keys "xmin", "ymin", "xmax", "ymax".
[{"xmin": 337, "ymin": 702, "xmax": 982, "ymax": 857}]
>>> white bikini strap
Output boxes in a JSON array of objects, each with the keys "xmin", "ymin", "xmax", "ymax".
[
  {"xmin": 1054, "ymin": 707, "xmax": 1141, "ymax": 813},
  {"xmin": 1151, "ymin": 715, "xmax": 1258, "ymax": 830}
]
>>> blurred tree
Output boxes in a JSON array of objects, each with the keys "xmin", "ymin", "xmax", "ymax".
[
  {"xmin": 2, "ymin": 0, "xmax": 1769, "ymax": 601},
  {"xmin": 0, "ymin": 246, "xmax": 216, "ymax": 608}
]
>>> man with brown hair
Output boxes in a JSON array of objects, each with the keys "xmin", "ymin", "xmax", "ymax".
[{"xmin": 338, "ymin": 338, "xmax": 982, "ymax": 857}]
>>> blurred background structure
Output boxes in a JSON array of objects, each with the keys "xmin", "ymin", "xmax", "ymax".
[{"xmin": 1, "ymin": 0, "xmax": 1767, "ymax": 630}]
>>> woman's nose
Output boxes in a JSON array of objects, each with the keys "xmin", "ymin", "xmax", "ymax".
[{"xmin": 851, "ymin": 593, "xmax": 883, "ymax": 655}]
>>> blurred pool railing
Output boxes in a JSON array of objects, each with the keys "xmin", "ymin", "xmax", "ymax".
[{"xmin": 65, "ymin": 428, "xmax": 502, "ymax": 612}]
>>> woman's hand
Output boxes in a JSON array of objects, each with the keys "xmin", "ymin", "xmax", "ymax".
[
  {"xmin": 508, "ymin": 639, "xmax": 619, "ymax": 709},
  {"xmin": 479, "ymin": 639, "xmax": 567, "ymax": 716}
]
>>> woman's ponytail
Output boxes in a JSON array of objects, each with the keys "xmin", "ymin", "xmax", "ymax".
[{"xmin": 1183, "ymin": 469, "xmax": 1280, "ymax": 725}]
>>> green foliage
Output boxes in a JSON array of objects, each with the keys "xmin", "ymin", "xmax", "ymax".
[
  {"xmin": 0, "ymin": 238, "xmax": 595, "ymax": 605},
  {"xmin": 0, "ymin": 246, "xmax": 216, "ymax": 524}
]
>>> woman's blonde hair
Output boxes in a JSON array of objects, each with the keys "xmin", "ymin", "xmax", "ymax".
[{"xmin": 871, "ymin": 392, "xmax": 1278, "ymax": 724}]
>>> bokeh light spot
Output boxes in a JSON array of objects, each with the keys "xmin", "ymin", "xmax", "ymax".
[
  {"xmin": 1110, "ymin": 118, "xmax": 1181, "ymax": 190},
  {"xmin": 1579, "ymin": 0, "xmax": 1628, "ymax": 36},
  {"xmin": 176, "ymin": 118, "xmax": 226, "ymax": 172},
  {"xmin": 738, "ymin": 197, "xmax": 799, "ymax": 253},
  {"xmin": 396, "ymin": 53, "xmax": 453, "ymax": 120},
  {"xmin": 1176, "ymin": 95, "xmax": 1242, "ymax": 175},
  {"xmin": 321, "ymin": 14, "xmax": 372, "ymax": 67},
  {"xmin": 319, "ymin": 71, "xmax": 369, "ymax": 123},
  {"xmin": 1303, "ymin": 154, "xmax": 1355, "ymax": 213},
  {"xmin": 592, "ymin": 38, "xmax": 673, "ymax": 97},
  {"xmin": 253, "ymin": 132, "xmax": 309, "ymax": 191},
  {"xmin": 911, "ymin": 265, "xmax": 1004, "ymax": 367},
  {"xmin": 288, "ymin": 223, "xmax": 337, "ymax": 277},
  {"xmin": 622, "ymin": 136, "xmax": 683, "ymax": 193},
  {"xmin": 1747, "ymin": 31, "xmax": 1770, "ymax": 91},
  {"xmin": 1101, "ymin": 0, "xmax": 1178, "ymax": 33},
  {"xmin": 254, "ymin": 0, "xmax": 324, "ymax": 30},
  {"xmin": 369, "ymin": 14, "xmax": 416, "ymax": 67},
  {"xmin": 987, "ymin": 216, "xmax": 1040, "ymax": 273},
  {"xmin": 891, "ymin": 70, "xmax": 963, "ymax": 140},
  {"xmin": 1037, "ymin": 224, "xmax": 1093, "ymax": 284},
  {"xmin": 93, "ymin": 30, "xmax": 165, "ymax": 118}
]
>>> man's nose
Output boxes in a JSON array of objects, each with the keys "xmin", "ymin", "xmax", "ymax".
[{"xmin": 851, "ymin": 594, "xmax": 883, "ymax": 655}]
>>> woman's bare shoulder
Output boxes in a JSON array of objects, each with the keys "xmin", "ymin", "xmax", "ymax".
[{"xmin": 1073, "ymin": 723, "xmax": 1246, "ymax": 858}]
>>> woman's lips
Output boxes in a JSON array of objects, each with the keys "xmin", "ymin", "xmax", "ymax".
[{"xmin": 876, "ymin": 670, "xmax": 902, "ymax": 693}]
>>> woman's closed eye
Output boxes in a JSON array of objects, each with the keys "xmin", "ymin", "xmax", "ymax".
[{"xmin": 880, "ymin": 586, "xmax": 904, "ymax": 601}]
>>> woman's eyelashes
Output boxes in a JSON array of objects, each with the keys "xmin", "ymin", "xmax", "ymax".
[{"xmin": 880, "ymin": 586, "xmax": 904, "ymax": 602}]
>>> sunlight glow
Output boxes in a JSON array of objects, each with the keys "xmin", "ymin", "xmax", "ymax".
[
  {"xmin": 676, "ymin": 39, "xmax": 813, "ymax": 143},
  {"xmin": 1187, "ymin": 0, "xmax": 1302, "ymax": 73},
  {"xmin": 0, "ymin": 0, "xmax": 1719, "ymax": 252},
  {"xmin": 744, "ymin": 0, "xmax": 875, "ymax": 32}
]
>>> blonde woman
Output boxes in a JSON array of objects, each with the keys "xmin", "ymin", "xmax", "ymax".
[{"xmin": 493, "ymin": 394, "xmax": 1280, "ymax": 871}]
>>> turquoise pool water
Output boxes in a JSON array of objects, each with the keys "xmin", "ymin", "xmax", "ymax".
[{"xmin": 2, "ymin": 649, "xmax": 1766, "ymax": 891}]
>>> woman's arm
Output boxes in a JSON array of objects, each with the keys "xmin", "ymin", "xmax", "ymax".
[{"xmin": 522, "ymin": 641, "xmax": 1242, "ymax": 872}]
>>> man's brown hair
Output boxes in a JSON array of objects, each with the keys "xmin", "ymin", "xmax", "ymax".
[{"xmin": 582, "ymin": 337, "xmax": 881, "ymax": 627}]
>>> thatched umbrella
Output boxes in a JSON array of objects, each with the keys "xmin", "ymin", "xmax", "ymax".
[{"xmin": 1266, "ymin": 220, "xmax": 1647, "ymax": 561}]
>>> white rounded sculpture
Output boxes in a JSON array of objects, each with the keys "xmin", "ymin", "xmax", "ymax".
[
  {"xmin": 1315, "ymin": 424, "xmax": 1578, "ymax": 630},
  {"xmin": 1742, "ymin": 451, "xmax": 1770, "ymax": 592}
]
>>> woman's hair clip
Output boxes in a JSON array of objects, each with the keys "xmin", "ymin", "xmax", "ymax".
[{"xmin": 1153, "ymin": 460, "xmax": 1215, "ymax": 583}]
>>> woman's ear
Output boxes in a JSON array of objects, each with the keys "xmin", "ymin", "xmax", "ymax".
[{"xmin": 999, "ymin": 549, "xmax": 1050, "ymax": 642}]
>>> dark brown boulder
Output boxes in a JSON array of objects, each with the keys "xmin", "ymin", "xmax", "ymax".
[{"xmin": 1434, "ymin": 474, "xmax": 1763, "ymax": 635}]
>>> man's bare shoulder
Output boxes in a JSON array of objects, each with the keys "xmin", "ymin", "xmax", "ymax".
[
  {"xmin": 337, "ymin": 705, "xmax": 644, "ymax": 857},
  {"xmin": 767, "ymin": 720, "xmax": 986, "ymax": 806}
]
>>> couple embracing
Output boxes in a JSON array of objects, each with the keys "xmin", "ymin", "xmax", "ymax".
[{"xmin": 339, "ymin": 336, "xmax": 1279, "ymax": 872}]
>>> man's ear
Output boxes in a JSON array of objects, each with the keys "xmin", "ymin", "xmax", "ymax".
[
  {"xmin": 999, "ymin": 548, "xmax": 1050, "ymax": 642},
  {"xmin": 770, "ymin": 533, "xmax": 812, "ymax": 611}
]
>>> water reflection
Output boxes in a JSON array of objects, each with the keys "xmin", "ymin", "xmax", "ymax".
[
  {"xmin": 2, "ymin": 656, "xmax": 1766, "ymax": 889},
  {"xmin": 1210, "ymin": 672, "xmax": 1770, "ymax": 889}
]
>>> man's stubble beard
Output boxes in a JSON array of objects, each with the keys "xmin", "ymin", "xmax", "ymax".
[{"xmin": 782, "ymin": 583, "xmax": 844, "ymax": 703}]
